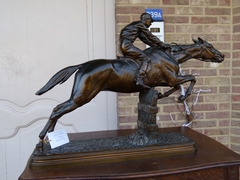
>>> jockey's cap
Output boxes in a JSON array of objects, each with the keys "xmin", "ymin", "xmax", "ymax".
[{"xmin": 140, "ymin": 13, "xmax": 154, "ymax": 22}]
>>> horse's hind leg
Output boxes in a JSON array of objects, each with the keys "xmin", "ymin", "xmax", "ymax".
[
  {"xmin": 36, "ymin": 68, "xmax": 112, "ymax": 151},
  {"xmin": 36, "ymin": 99, "xmax": 80, "ymax": 151},
  {"xmin": 47, "ymin": 102, "xmax": 74, "ymax": 132},
  {"xmin": 37, "ymin": 87, "xmax": 103, "ymax": 151},
  {"xmin": 44, "ymin": 100, "xmax": 79, "ymax": 134}
]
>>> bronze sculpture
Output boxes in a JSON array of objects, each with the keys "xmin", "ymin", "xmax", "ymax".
[{"xmin": 35, "ymin": 37, "xmax": 224, "ymax": 151}]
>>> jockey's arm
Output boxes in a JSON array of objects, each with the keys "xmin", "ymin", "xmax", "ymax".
[
  {"xmin": 139, "ymin": 24, "xmax": 164, "ymax": 47},
  {"xmin": 139, "ymin": 27, "xmax": 170, "ymax": 49},
  {"xmin": 139, "ymin": 33, "xmax": 156, "ymax": 47}
]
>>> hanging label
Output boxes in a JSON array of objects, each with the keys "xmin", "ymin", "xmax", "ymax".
[
  {"xmin": 47, "ymin": 129, "xmax": 70, "ymax": 149},
  {"xmin": 146, "ymin": 9, "xmax": 163, "ymax": 21}
]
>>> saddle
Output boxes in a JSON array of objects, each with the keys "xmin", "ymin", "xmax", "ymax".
[{"xmin": 118, "ymin": 56, "xmax": 152, "ymax": 71}]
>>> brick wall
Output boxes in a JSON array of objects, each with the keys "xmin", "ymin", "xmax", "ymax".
[
  {"xmin": 116, "ymin": 0, "xmax": 239, "ymax": 153},
  {"xmin": 231, "ymin": 0, "xmax": 240, "ymax": 153}
]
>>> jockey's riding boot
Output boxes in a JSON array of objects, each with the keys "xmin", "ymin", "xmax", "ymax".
[
  {"xmin": 135, "ymin": 71, "xmax": 150, "ymax": 89},
  {"xmin": 135, "ymin": 58, "xmax": 150, "ymax": 89}
]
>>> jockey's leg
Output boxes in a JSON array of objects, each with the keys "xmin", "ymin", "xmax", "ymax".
[
  {"xmin": 135, "ymin": 58, "xmax": 151, "ymax": 89},
  {"xmin": 120, "ymin": 40, "xmax": 151, "ymax": 88}
]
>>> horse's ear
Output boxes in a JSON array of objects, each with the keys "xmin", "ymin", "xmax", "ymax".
[
  {"xmin": 192, "ymin": 38, "xmax": 198, "ymax": 44},
  {"xmin": 198, "ymin": 37, "xmax": 204, "ymax": 44}
]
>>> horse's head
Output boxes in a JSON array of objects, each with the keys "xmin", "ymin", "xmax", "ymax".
[{"xmin": 192, "ymin": 37, "xmax": 224, "ymax": 63}]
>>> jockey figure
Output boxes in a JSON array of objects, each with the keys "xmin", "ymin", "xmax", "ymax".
[{"xmin": 119, "ymin": 13, "xmax": 169, "ymax": 88}]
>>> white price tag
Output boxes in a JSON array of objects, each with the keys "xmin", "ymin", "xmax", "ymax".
[{"xmin": 47, "ymin": 129, "xmax": 69, "ymax": 149}]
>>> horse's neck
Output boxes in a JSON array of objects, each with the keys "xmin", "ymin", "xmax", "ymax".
[{"xmin": 171, "ymin": 44, "xmax": 201, "ymax": 64}]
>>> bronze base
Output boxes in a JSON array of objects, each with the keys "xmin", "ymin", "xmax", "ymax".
[
  {"xmin": 30, "ymin": 143, "xmax": 196, "ymax": 167},
  {"xmin": 30, "ymin": 130, "xmax": 196, "ymax": 167}
]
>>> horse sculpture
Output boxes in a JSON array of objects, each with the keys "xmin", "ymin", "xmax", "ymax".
[{"xmin": 36, "ymin": 37, "xmax": 224, "ymax": 150}]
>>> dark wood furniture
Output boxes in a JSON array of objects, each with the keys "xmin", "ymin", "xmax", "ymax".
[{"xmin": 19, "ymin": 127, "xmax": 240, "ymax": 180}]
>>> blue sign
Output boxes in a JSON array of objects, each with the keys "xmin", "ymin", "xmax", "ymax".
[{"xmin": 146, "ymin": 9, "xmax": 163, "ymax": 21}]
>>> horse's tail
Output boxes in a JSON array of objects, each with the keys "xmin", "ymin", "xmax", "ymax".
[{"xmin": 35, "ymin": 64, "xmax": 82, "ymax": 95}]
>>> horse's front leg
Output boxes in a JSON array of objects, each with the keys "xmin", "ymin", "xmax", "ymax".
[
  {"xmin": 158, "ymin": 85, "xmax": 180, "ymax": 99},
  {"xmin": 174, "ymin": 75, "xmax": 196, "ymax": 103}
]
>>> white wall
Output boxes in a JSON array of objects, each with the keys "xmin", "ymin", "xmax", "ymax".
[{"xmin": 0, "ymin": 0, "xmax": 117, "ymax": 179}]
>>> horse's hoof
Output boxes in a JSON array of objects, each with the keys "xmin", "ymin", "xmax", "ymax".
[{"xmin": 35, "ymin": 142, "xmax": 44, "ymax": 152}]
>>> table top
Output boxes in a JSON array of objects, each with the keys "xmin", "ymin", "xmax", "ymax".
[{"xmin": 19, "ymin": 127, "xmax": 240, "ymax": 180}]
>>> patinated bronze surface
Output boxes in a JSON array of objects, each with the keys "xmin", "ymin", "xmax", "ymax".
[{"xmin": 35, "ymin": 37, "xmax": 224, "ymax": 150}]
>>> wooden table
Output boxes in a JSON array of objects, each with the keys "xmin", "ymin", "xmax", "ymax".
[{"xmin": 19, "ymin": 127, "xmax": 240, "ymax": 180}]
